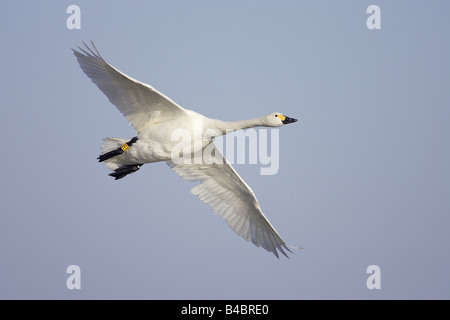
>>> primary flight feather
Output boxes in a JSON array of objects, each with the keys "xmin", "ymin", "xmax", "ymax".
[{"xmin": 73, "ymin": 41, "xmax": 299, "ymax": 258}]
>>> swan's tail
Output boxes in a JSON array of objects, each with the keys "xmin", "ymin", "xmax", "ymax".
[
  {"xmin": 98, "ymin": 137, "xmax": 142, "ymax": 180},
  {"xmin": 98, "ymin": 137, "xmax": 127, "ymax": 170}
]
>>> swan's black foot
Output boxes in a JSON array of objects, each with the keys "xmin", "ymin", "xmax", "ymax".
[
  {"xmin": 98, "ymin": 148, "xmax": 123, "ymax": 162},
  {"xmin": 98, "ymin": 137, "xmax": 139, "ymax": 162},
  {"xmin": 109, "ymin": 164, "xmax": 143, "ymax": 180}
]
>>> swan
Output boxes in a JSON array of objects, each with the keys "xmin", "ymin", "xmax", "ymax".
[{"xmin": 73, "ymin": 42, "xmax": 299, "ymax": 258}]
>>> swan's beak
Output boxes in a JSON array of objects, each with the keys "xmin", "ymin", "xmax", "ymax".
[{"xmin": 282, "ymin": 116, "xmax": 298, "ymax": 124}]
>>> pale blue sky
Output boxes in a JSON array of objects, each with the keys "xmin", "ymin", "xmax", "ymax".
[{"xmin": 1, "ymin": 1, "xmax": 449, "ymax": 299}]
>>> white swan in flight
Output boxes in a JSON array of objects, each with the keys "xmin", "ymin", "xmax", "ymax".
[{"xmin": 73, "ymin": 42, "xmax": 299, "ymax": 258}]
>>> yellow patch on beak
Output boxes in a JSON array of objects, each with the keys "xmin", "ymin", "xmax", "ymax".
[{"xmin": 277, "ymin": 114, "xmax": 286, "ymax": 121}]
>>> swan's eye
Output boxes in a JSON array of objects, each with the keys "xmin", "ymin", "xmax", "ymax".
[{"xmin": 275, "ymin": 115, "xmax": 278, "ymax": 117}]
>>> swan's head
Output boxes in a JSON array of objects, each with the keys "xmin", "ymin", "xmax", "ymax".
[{"xmin": 265, "ymin": 112, "xmax": 298, "ymax": 127}]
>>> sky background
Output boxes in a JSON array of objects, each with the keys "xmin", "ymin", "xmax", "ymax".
[{"xmin": 1, "ymin": 1, "xmax": 449, "ymax": 299}]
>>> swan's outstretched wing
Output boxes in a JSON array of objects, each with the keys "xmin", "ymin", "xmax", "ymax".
[
  {"xmin": 167, "ymin": 143, "xmax": 295, "ymax": 258},
  {"xmin": 73, "ymin": 41, "xmax": 187, "ymax": 132}
]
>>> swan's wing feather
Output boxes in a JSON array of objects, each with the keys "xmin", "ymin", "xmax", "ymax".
[
  {"xmin": 167, "ymin": 143, "xmax": 293, "ymax": 258},
  {"xmin": 73, "ymin": 41, "xmax": 186, "ymax": 131}
]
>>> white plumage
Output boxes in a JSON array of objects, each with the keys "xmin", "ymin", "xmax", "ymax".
[{"xmin": 73, "ymin": 41, "xmax": 299, "ymax": 258}]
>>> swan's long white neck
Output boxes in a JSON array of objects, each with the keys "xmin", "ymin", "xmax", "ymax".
[{"xmin": 213, "ymin": 116, "xmax": 267, "ymax": 135}]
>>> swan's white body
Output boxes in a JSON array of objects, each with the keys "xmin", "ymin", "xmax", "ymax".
[{"xmin": 73, "ymin": 42, "xmax": 299, "ymax": 258}]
